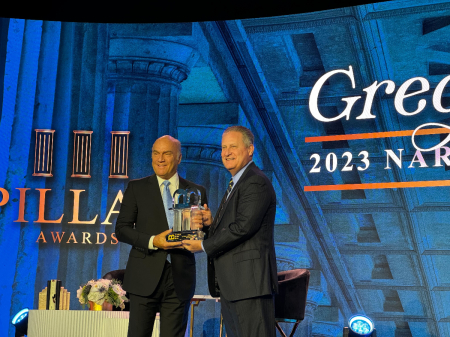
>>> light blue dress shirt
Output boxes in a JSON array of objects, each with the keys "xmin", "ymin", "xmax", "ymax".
[{"xmin": 227, "ymin": 160, "xmax": 253, "ymax": 199}]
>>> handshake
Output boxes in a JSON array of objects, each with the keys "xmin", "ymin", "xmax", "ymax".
[{"xmin": 152, "ymin": 204, "xmax": 212, "ymax": 253}]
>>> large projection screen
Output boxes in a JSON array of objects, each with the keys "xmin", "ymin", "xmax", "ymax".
[{"xmin": 1, "ymin": 0, "xmax": 450, "ymax": 336}]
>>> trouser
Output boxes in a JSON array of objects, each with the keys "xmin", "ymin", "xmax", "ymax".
[
  {"xmin": 220, "ymin": 294, "xmax": 276, "ymax": 337},
  {"xmin": 127, "ymin": 262, "xmax": 190, "ymax": 337}
]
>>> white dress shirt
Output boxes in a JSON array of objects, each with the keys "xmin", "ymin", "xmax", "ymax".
[{"xmin": 148, "ymin": 173, "xmax": 179, "ymax": 250}]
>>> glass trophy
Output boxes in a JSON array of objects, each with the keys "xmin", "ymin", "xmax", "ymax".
[{"xmin": 166, "ymin": 188, "xmax": 205, "ymax": 242}]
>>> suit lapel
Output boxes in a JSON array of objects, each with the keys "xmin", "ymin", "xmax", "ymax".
[
  {"xmin": 146, "ymin": 174, "xmax": 169, "ymax": 229},
  {"xmin": 210, "ymin": 191, "xmax": 228, "ymax": 234},
  {"xmin": 145, "ymin": 174, "xmax": 191, "ymax": 232},
  {"xmin": 179, "ymin": 177, "xmax": 192, "ymax": 206},
  {"xmin": 179, "ymin": 177, "xmax": 189, "ymax": 190},
  {"xmin": 211, "ymin": 162, "xmax": 255, "ymax": 234}
]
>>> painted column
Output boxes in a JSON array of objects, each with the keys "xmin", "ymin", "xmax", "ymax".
[
  {"xmin": 107, "ymin": 24, "xmax": 200, "ymax": 140},
  {"xmin": 101, "ymin": 24, "xmax": 202, "ymax": 276}
]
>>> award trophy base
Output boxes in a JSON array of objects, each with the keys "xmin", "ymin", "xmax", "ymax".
[{"xmin": 167, "ymin": 230, "xmax": 204, "ymax": 242}]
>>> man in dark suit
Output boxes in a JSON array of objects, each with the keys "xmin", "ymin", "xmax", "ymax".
[
  {"xmin": 183, "ymin": 126, "xmax": 278, "ymax": 337},
  {"xmin": 115, "ymin": 135, "xmax": 208, "ymax": 337}
]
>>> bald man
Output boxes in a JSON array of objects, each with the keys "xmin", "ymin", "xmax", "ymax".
[{"xmin": 115, "ymin": 135, "xmax": 208, "ymax": 337}]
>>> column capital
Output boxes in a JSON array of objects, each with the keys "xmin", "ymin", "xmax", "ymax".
[
  {"xmin": 275, "ymin": 242, "xmax": 313, "ymax": 270},
  {"xmin": 107, "ymin": 58, "xmax": 190, "ymax": 86},
  {"xmin": 181, "ymin": 144, "xmax": 223, "ymax": 166},
  {"xmin": 107, "ymin": 29, "xmax": 201, "ymax": 86},
  {"xmin": 106, "ymin": 24, "xmax": 205, "ymax": 138},
  {"xmin": 276, "ymin": 257, "xmax": 295, "ymax": 271}
]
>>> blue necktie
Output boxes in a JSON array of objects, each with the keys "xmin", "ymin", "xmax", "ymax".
[{"xmin": 162, "ymin": 180, "xmax": 174, "ymax": 229}]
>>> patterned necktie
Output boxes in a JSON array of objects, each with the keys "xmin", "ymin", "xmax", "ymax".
[
  {"xmin": 162, "ymin": 180, "xmax": 173, "ymax": 229},
  {"xmin": 226, "ymin": 178, "xmax": 234, "ymax": 199},
  {"xmin": 212, "ymin": 177, "xmax": 234, "ymax": 233}
]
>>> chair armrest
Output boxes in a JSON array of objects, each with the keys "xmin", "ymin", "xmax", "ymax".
[{"xmin": 275, "ymin": 269, "xmax": 310, "ymax": 321}]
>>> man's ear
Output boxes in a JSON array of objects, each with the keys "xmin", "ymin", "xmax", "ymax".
[
  {"xmin": 248, "ymin": 144, "xmax": 254, "ymax": 157},
  {"xmin": 177, "ymin": 153, "xmax": 182, "ymax": 164}
]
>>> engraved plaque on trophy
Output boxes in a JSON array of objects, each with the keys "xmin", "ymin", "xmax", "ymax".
[{"xmin": 167, "ymin": 188, "xmax": 204, "ymax": 242}]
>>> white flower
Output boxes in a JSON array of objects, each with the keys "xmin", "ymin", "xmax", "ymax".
[
  {"xmin": 77, "ymin": 286, "xmax": 86, "ymax": 304},
  {"xmin": 98, "ymin": 279, "xmax": 111, "ymax": 287},
  {"xmin": 77, "ymin": 278, "xmax": 127, "ymax": 309},
  {"xmin": 112, "ymin": 284, "xmax": 126, "ymax": 297}
]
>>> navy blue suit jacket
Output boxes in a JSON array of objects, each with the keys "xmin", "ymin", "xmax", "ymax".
[{"xmin": 203, "ymin": 162, "xmax": 278, "ymax": 301}]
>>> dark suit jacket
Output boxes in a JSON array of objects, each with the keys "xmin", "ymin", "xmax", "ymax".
[
  {"xmin": 203, "ymin": 162, "xmax": 278, "ymax": 301},
  {"xmin": 115, "ymin": 174, "xmax": 208, "ymax": 301}
]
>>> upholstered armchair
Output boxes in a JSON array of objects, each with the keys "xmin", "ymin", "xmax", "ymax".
[{"xmin": 274, "ymin": 269, "xmax": 310, "ymax": 337}]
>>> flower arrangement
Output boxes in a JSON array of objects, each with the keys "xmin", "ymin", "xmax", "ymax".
[{"xmin": 77, "ymin": 278, "xmax": 128, "ymax": 310}]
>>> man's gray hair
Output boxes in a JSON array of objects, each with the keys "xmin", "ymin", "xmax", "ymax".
[{"xmin": 224, "ymin": 126, "xmax": 254, "ymax": 148}]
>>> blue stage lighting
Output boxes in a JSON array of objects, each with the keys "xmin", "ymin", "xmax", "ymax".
[
  {"xmin": 12, "ymin": 308, "xmax": 29, "ymax": 337},
  {"xmin": 12, "ymin": 308, "xmax": 28, "ymax": 325},
  {"xmin": 348, "ymin": 315, "xmax": 374, "ymax": 336}
]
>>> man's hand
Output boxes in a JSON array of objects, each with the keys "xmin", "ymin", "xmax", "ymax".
[
  {"xmin": 153, "ymin": 229, "xmax": 183, "ymax": 250},
  {"xmin": 201, "ymin": 204, "xmax": 213, "ymax": 227},
  {"xmin": 191, "ymin": 208, "xmax": 203, "ymax": 230},
  {"xmin": 182, "ymin": 239, "xmax": 203, "ymax": 253}
]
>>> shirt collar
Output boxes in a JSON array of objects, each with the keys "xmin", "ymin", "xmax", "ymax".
[
  {"xmin": 232, "ymin": 160, "xmax": 253, "ymax": 186},
  {"xmin": 156, "ymin": 172, "xmax": 179, "ymax": 189}
]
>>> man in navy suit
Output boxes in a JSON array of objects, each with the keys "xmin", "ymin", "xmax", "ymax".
[
  {"xmin": 115, "ymin": 135, "xmax": 208, "ymax": 337},
  {"xmin": 183, "ymin": 126, "xmax": 278, "ymax": 337}
]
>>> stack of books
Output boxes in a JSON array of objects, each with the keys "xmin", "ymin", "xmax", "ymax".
[{"xmin": 38, "ymin": 280, "xmax": 70, "ymax": 310}]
